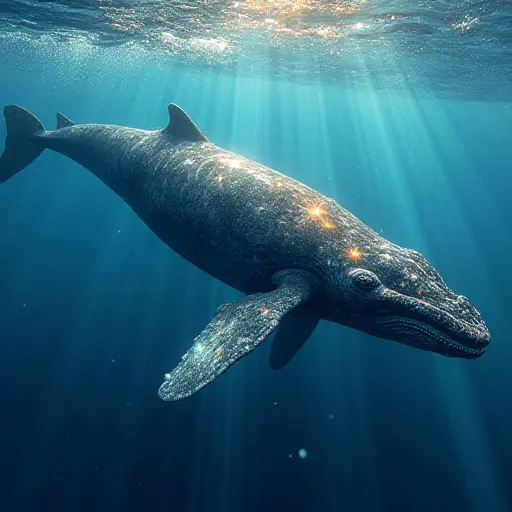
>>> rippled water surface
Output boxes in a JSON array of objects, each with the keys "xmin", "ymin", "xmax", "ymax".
[{"xmin": 1, "ymin": 0, "xmax": 511, "ymax": 99}]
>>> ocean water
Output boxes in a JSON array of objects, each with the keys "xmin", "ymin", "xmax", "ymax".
[{"xmin": 0, "ymin": 1, "xmax": 511, "ymax": 511}]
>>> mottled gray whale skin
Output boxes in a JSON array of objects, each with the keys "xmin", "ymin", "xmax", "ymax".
[{"xmin": 0, "ymin": 104, "xmax": 490, "ymax": 401}]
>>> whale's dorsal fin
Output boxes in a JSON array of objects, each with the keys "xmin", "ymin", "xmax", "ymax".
[
  {"xmin": 56, "ymin": 112, "xmax": 75, "ymax": 129},
  {"xmin": 163, "ymin": 104, "xmax": 209, "ymax": 143}
]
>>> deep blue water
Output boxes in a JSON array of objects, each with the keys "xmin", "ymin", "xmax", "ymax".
[{"xmin": 0, "ymin": 2, "xmax": 512, "ymax": 511}]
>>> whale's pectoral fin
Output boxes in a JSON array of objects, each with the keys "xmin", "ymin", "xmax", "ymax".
[
  {"xmin": 269, "ymin": 307, "xmax": 319, "ymax": 370},
  {"xmin": 158, "ymin": 269, "xmax": 317, "ymax": 402}
]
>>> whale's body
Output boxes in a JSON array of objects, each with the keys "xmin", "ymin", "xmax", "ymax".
[
  {"xmin": 43, "ymin": 119, "xmax": 362, "ymax": 301},
  {"xmin": 0, "ymin": 104, "xmax": 491, "ymax": 401}
]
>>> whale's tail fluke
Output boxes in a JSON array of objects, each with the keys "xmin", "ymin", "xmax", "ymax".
[{"xmin": 0, "ymin": 105, "xmax": 45, "ymax": 184}]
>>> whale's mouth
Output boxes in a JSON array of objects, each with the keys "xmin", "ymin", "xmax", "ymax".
[
  {"xmin": 357, "ymin": 290, "xmax": 491, "ymax": 358},
  {"xmin": 369, "ymin": 315, "xmax": 487, "ymax": 358}
]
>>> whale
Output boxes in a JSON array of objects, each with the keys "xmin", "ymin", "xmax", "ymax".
[{"xmin": 0, "ymin": 104, "xmax": 491, "ymax": 401}]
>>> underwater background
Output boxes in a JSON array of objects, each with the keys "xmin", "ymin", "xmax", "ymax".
[{"xmin": 0, "ymin": 1, "xmax": 511, "ymax": 511}]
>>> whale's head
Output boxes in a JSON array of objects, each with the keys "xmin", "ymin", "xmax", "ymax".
[{"xmin": 335, "ymin": 245, "xmax": 490, "ymax": 358}]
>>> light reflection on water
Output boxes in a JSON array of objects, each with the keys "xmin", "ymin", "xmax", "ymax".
[{"xmin": 0, "ymin": 0, "xmax": 511, "ymax": 99}]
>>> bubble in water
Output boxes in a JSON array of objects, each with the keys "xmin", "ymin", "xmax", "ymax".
[{"xmin": 298, "ymin": 448, "xmax": 307, "ymax": 459}]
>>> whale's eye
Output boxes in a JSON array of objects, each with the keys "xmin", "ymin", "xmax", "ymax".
[{"xmin": 350, "ymin": 269, "xmax": 381, "ymax": 291}]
